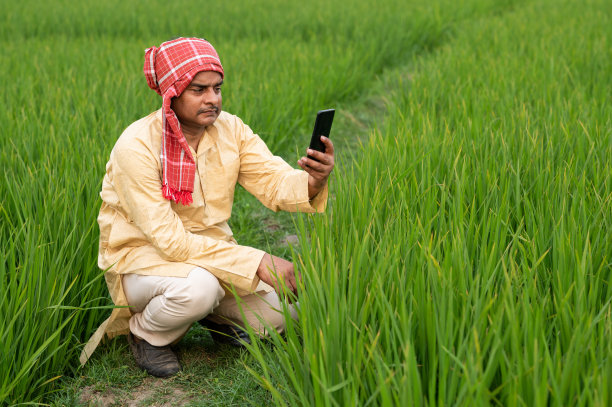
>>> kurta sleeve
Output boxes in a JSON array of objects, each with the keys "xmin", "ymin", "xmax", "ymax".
[
  {"xmin": 235, "ymin": 118, "xmax": 328, "ymax": 213},
  {"xmin": 111, "ymin": 140, "xmax": 264, "ymax": 292}
]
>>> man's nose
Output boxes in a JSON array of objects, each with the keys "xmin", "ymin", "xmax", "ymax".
[{"xmin": 202, "ymin": 89, "xmax": 219, "ymax": 105}]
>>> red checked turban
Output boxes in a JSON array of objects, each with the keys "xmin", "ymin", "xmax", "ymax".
[{"xmin": 143, "ymin": 38, "xmax": 224, "ymax": 205}]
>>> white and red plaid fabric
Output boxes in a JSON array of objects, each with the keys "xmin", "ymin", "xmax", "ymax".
[{"xmin": 143, "ymin": 38, "xmax": 224, "ymax": 205}]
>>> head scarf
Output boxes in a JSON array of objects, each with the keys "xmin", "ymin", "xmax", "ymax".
[{"xmin": 143, "ymin": 37, "xmax": 224, "ymax": 205}]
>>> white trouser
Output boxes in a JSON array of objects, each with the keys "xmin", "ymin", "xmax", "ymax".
[{"xmin": 122, "ymin": 267, "xmax": 297, "ymax": 346}]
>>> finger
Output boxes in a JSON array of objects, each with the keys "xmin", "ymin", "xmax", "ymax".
[
  {"xmin": 286, "ymin": 266, "xmax": 297, "ymax": 289},
  {"xmin": 306, "ymin": 148, "xmax": 332, "ymax": 165},
  {"xmin": 299, "ymin": 158, "xmax": 332, "ymax": 184},
  {"xmin": 297, "ymin": 158, "xmax": 309, "ymax": 171},
  {"xmin": 301, "ymin": 156, "xmax": 327, "ymax": 172},
  {"xmin": 320, "ymin": 136, "xmax": 334, "ymax": 156},
  {"xmin": 288, "ymin": 273, "xmax": 298, "ymax": 292},
  {"xmin": 300, "ymin": 164, "xmax": 319, "ymax": 180},
  {"xmin": 284, "ymin": 279, "xmax": 297, "ymax": 298}
]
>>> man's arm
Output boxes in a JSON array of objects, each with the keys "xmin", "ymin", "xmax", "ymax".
[
  {"xmin": 234, "ymin": 117, "xmax": 332, "ymax": 212},
  {"xmin": 229, "ymin": 117, "xmax": 335, "ymax": 296}
]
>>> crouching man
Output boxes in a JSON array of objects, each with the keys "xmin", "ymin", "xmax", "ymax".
[{"xmin": 80, "ymin": 37, "xmax": 334, "ymax": 377}]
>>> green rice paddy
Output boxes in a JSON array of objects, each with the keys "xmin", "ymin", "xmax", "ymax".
[{"xmin": 1, "ymin": 0, "xmax": 610, "ymax": 405}]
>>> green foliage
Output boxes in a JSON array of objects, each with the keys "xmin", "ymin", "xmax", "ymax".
[
  {"xmin": 0, "ymin": 0, "xmax": 456, "ymax": 403},
  {"xmin": 1, "ymin": 0, "xmax": 610, "ymax": 405},
  {"xmin": 247, "ymin": 0, "xmax": 612, "ymax": 405}
]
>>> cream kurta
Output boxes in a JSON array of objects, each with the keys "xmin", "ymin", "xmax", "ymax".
[{"xmin": 80, "ymin": 109, "xmax": 327, "ymax": 364}]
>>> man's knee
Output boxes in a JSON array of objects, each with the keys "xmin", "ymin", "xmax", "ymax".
[
  {"xmin": 256, "ymin": 296, "xmax": 299, "ymax": 334},
  {"xmin": 170, "ymin": 268, "xmax": 225, "ymax": 319},
  {"xmin": 262, "ymin": 310, "xmax": 288, "ymax": 333}
]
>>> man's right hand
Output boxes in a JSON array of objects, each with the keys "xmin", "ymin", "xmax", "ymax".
[{"xmin": 257, "ymin": 253, "xmax": 298, "ymax": 297}]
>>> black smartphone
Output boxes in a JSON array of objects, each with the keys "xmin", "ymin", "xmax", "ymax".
[{"xmin": 308, "ymin": 109, "xmax": 335, "ymax": 160}]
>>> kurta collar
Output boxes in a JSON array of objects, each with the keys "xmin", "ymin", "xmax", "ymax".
[{"xmin": 197, "ymin": 124, "xmax": 218, "ymax": 156}]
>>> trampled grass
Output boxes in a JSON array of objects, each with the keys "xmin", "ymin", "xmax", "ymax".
[{"xmin": 1, "ymin": 0, "xmax": 610, "ymax": 405}]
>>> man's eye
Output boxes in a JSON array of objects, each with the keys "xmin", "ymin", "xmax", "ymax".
[{"xmin": 214, "ymin": 87, "xmax": 221, "ymax": 93}]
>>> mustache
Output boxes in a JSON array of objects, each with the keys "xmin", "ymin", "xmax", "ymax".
[{"xmin": 198, "ymin": 106, "xmax": 220, "ymax": 114}]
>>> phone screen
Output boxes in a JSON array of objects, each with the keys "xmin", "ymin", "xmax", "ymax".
[{"xmin": 308, "ymin": 109, "xmax": 335, "ymax": 160}]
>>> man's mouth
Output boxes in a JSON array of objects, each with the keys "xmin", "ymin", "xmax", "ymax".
[{"xmin": 199, "ymin": 107, "xmax": 219, "ymax": 114}]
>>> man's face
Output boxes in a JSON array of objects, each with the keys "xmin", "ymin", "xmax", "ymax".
[{"xmin": 171, "ymin": 70, "xmax": 223, "ymax": 129}]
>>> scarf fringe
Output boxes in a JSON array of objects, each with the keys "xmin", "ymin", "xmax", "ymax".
[{"xmin": 162, "ymin": 184, "xmax": 193, "ymax": 206}]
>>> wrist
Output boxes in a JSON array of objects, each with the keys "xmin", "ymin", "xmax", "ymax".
[{"xmin": 308, "ymin": 178, "xmax": 326, "ymax": 200}]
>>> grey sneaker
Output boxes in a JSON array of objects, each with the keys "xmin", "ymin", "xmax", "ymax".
[
  {"xmin": 127, "ymin": 333, "xmax": 181, "ymax": 377},
  {"xmin": 198, "ymin": 319, "xmax": 251, "ymax": 348}
]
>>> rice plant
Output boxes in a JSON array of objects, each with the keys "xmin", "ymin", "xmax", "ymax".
[
  {"xmin": 2, "ymin": 0, "xmax": 609, "ymax": 404},
  {"xmin": 245, "ymin": 0, "xmax": 612, "ymax": 405}
]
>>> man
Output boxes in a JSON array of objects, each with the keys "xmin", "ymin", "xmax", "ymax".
[{"xmin": 80, "ymin": 37, "xmax": 334, "ymax": 377}]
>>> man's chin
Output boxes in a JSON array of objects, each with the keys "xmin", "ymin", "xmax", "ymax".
[{"xmin": 200, "ymin": 114, "xmax": 220, "ymax": 127}]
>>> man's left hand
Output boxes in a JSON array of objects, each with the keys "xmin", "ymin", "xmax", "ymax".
[{"xmin": 297, "ymin": 136, "xmax": 335, "ymax": 199}]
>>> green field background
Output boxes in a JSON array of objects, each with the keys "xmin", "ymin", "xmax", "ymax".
[{"xmin": 1, "ymin": 0, "xmax": 611, "ymax": 405}]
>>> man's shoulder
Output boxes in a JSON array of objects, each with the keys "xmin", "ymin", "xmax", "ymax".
[
  {"xmin": 114, "ymin": 110, "xmax": 162, "ymax": 154},
  {"xmin": 214, "ymin": 110, "xmax": 242, "ymax": 131},
  {"xmin": 214, "ymin": 111, "xmax": 254, "ymax": 145},
  {"xmin": 123, "ymin": 110, "xmax": 161, "ymax": 134}
]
